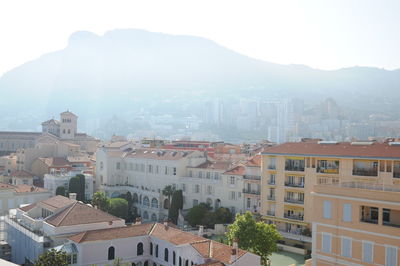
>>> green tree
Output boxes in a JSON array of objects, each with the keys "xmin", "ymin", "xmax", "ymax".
[
  {"xmin": 55, "ymin": 186, "xmax": 66, "ymax": 196},
  {"xmin": 108, "ymin": 198, "xmax": 129, "ymax": 220},
  {"xmin": 214, "ymin": 207, "xmax": 233, "ymax": 224},
  {"xmin": 168, "ymin": 189, "xmax": 183, "ymax": 224},
  {"xmin": 91, "ymin": 191, "xmax": 110, "ymax": 211},
  {"xmin": 162, "ymin": 185, "xmax": 175, "ymax": 210},
  {"xmin": 68, "ymin": 175, "xmax": 85, "ymax": 201},
  {"xmin": 34, "ymin": 249, "xmax": 68, "ymax": 266},
  {"xmin": 226, "ymin": 212, "xmax": 281, "ymax": 265},
  {"xmin": 186, "ymin": 203, "xmax": 210, "ymax": 227}
]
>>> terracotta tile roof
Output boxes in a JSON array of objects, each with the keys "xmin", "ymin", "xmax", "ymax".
[
  {"xmin": 224, "ymin": 165, "xmax": 245, "ymax": 175},
  {"xmin": 191, "ymin": 240, "xmax": 247, "ymax": 264},
  {"xmin": 106, "ymin": 149, "xmax": 195, "ymax": 161},
  {"xmin": 0, "ymin": 183, "xmax": 47, "ymax": 193},
  {"xmin": 19, "ymin": 203, "xmax": 37, "ymax": 212},
  {"xmin": 46, "ymin": 201, "xmax": 122, "ymax": 227},
  {"xmin": 38, "ymin": 195, "xmax": 76, "ymax": 212},
  {"xmin": 193, "ymin": 160, "xmax": 233, "ymax": 171},
  {"xmin": 10, "ymin": 170, "xmax": 34, "ymax": 178},
  {"xmin": 39, "ymin": 157, "xmax": 71, "ymax": 167},
  {"xmin": 262, "ymin": 141, "xmax": 400, "ymax": 159},
  {"xmin": 69, "ymin": 223, "xmax": 154, "ymax": 243},
  {"xmin": 197, "ymin": 261, "xmax": 225, "ymax": 266},
  {"xmin": 245, "ymin": 155, "xmax": 261, "ymax": 167},
  {"xmin": 150, "ymin": 223, "xmax": 204, "ymax": 245}
]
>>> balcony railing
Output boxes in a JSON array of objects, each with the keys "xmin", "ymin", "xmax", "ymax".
[
  {"xmin": 244, "ymin": 175, "xmax": 261, "ymax": 180},
  {"xmin": 268, "ymin": 165, "xmax": 276, "ymax": 170},
  {"xmin": 267, "ymin": 180, "xmax": 276, "ymax": 185},
  {"xmin": 284, "ymin": 213, "xmax": 304, "ymax": 221},
  {"xmin": 266, "ymin": 210, "xmax": 275, "ymax": 216},
  {"xmin": 285, "ymin": 166, "xmax": 305, "ymax": 172},
  {"xmin": 284, "ymin": 198, "xmax": 304, "ymax": 204},
  {"xmin": 360, "ymin": 218, "xmax": 378, "ymax": 224},
  {"xmin": 243, "ymin": 189, "xmax": 261, "ymax": 195},
  {"xmin": 267, "ymin": 195, "xmax": 275, "ymax": 201},
  {"xmin": 393, "ymin": 172, "xmax": 400, "ymax": 178},
  {"xmin": 352, "ymin": 168, "xmax": 378, "ymax": 177},
  {"xmin": 284, "ymin": 182, "xmax": 304, "ymax": 188},
  {"xmin": 278, "ymin": 230, "xmax": 312, "ymax": 243},
  {"xmin": 317, "ymin": 167, "xmax": 339, "ymax": 174}
]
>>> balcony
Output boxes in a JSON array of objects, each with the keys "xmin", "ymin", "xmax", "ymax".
[
  {"xmin": 284, "ymin": 198, "xmax": 304, "ymax": 205},
  {"xmin": 284, "ymin": 182, "xmax": 304, "ymax": 188},
  {"xmin": 267, "ymin": 179, "xmax": 276, "ymax": 185},
  {"xmin": 243, "ymin": 189, "xmax": 261, "ymax": 195},
  {"xmin": 352, "ymin": 168, "xmax": 378, "ymax": 177},
  {"xmin": 285, "ymin": 166, "xmax": 304, "ymax": 172},
  {"xmin": 393, "ymin": 171, "xmax": 400, "ymax": 178},
  {"xmin": 284, "ymin": 213, "xmax": 304, "ymax": 221},
  {"xmin": 279, "ymin": 230, "xmax": 312, "ymax": 243},
  {"xmin": 266, "ymin": 210, "xmax": 275, "ymax": 216},
  {"xmin": 268, "ymin": 165, "xmax": 276, "ymax": 170},
  {"xmin": 244, "ymin": 175, "xmax": 261, "ymax": 180},
  {"xmin": 317, "ymin": 167, "xmax": 339, "ymax": 174}
]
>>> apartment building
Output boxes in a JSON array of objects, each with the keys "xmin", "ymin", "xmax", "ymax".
[
  {"xmin": 44, "ymin": 171, "xmax": 94, "ymax": 200},
  {"xmin": 5, "ymin": 195, "xmax": 124, "ymax": 264},
  {"xmin": 312, "ymin": 182, "xmax": 400, "ymax": 266},
  {"xmin": 243, "ymin": 155, "xmax": 261, "ymax": 214},
  {"xmin": 261, "ymin": 139, "xmax": 400, "ymax": 253}
]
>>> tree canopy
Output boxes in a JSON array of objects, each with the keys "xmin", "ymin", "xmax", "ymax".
[
  {"xmin": 55, "ymin": 186, "xmax": 66, "ymax": 197},
  {"xmin": 168, "ymin": 189, "xmax": 183, "ymax": 224},
  {"xmin": 68, "ymin": 174, "xmax": 85, "ymax": 201},
  {"xmin": 186, "ymin": 205, "xmax": 232, "ymax": 228},
  {"xmin": 108, "ymin": 198, "xmax": 129, "ymax": 220},
  {"xmin": 226, "ymin": 212, "xmax": 281, "ymax": 265},
  {"xmin": 34, "ymin": 249, "xmax": 68, "ymax": 266},
  {"xmin": 91, "ymin": 191, "xmax": 110, "ymax": 211}
]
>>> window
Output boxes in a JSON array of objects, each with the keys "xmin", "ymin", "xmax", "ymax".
[
  {"xmin": 194, "ymin": 184, "xmax": 200, "ymax": 193},
  {"xmin": 173, "ymin": 167, "xmax": 177, "ymax": 175},
  {"xmin": 247, "ymin": 198, "xmax": 251, "ymax": 208},
  {"xmin": 100, "ymin": 161, "xmax": 104, "ymax": 170},
  {"xmin": 108, "ymin": 246, "xmax": 115, "ymax": 260},
  {"xmin": 116, "ymin": 162, "xmax": 121, "ymax": 170},
  {"xmin": 386, "ymin": 246, "xmax": 398, "ymax": 266},
  {"xmin": 363, "ymin": 241, "xmax": 373, "ymax": 263},
  {"xmin": 72, "ymin": 254, "xmax": 77, "ymax": 264},
  {"xmin": 207, "ymin": 185, "xmax": 212, "ymax": 195},
  {"xmin": 214, "ymin": 172, "xmax": 220, "ymax": 180},
  {"xmin": 206, "ymin": 172, "xmax": 210, "ymax": 179},
  {"xmin": 322, "ymin": 233, "xmax": 331, "ymax": 253},
  {"xmin": 143, "ymin": 197, "xmax": 150, "ymax": 207},
  {"xmin": 150, "ymin": 243, "xmax": 153, "ymax": 255},
  {"xmin": 148, "ymin": 164, "xmax": 153, "ymax": 173},
  {"xmin": 182, "ymin": 184, "xmax": 186, "ymax": 192},
  {"xmin": 164, "ymin": 248, "xmax": 169, "ymax": 262},
  {"xmin": 165, "ymin": 166, "xmax": 168, "ymax": 175},
  {"xmin": 173, "ymin": 251, "xmax": 176, "ymax": 265},
  {"xmin": 343, "ymin": 204, "xmax": 352, "ymax": 222},
  {"xmin": 199, "ymin": 171, "xmax": 203, "ymax": 178},
  {"xmin": 230, "ymin": 176, "xmax": 235, "ymax": 185},
  {"xmin": 151, "ymin": 198, "xmax": 158, "ymax": 208},
  {"xmin": 137, "ymin": 242, "xmax": 144, "ymax": 256},
  {"xmin": 155, "ymin": 245, "xmax": 159, "ymax": 257},
  {"xmin": 229, "ymin": 191, "xmax": 236, "ymax": 200},
  {"xmin": 193, "ymin": 199, "xmax": 199, "ymax": 206},
  {"xmin": 341, "ymin": 237, "xmax": 352, "ymax": 258},
  {"xmin": 323, "ymin": 201, "xmax": 332, "ymax": 219}
]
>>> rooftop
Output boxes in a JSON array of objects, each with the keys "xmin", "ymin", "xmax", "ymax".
[
  {"xmin": 10, "ymin": 170, "xmax": 34, "ymax": 178},
  {"xmin": 0, "ymin": 183, "xmax": 47, "ymax": 193},
  {"xmin": 262, "ymin": 141, "xmax": 400, "ymax": 159},
  {"xmin": 38, "ymin": 157, "xmax": 71, "ymax": 167},
  {"xmin": 193, "ymin": 160, "xmax": 234, "ymax": 171},
  {"xmin": 224, "ymin": 165, "xmax": 245, "ymax": 175}
]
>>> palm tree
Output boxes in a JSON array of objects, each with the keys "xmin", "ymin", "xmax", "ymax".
[{"xmin": 162, "ymin": 185, "xmax": 175, "ymax": 209}]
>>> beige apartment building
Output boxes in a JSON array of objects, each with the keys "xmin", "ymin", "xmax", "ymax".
[
  {"xmin": 261, "ymin": 139, "xmax": 400, "ymax": 253},
  {"xmin": 312, "ymin": 182, "xmax": 400, "ymax": 266}
]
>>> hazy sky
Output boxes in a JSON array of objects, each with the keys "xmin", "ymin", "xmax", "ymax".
[{"xmin": 0, "ymin": 0, "xmax": 399, "ymax": 76}]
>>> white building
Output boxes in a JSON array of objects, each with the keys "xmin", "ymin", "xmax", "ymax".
[
  {"xmin": 44, "ymin": 171, "xmax": 94, "ymax": 200},
  {"xmin": 62, "ymin": 222, "xmax": 260, "ymax": 266},
  {"xmin": 0, "ymin": 183, "xmax": 51, "ymax": 216},
  {"xmin": 5, "ymin": 195, "xmax": 124, "ymax": 264}
]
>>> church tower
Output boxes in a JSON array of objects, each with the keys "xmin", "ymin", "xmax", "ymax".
[{"xmin": 60, "ymin": 110, "xmax": 78, "ymax": 139}]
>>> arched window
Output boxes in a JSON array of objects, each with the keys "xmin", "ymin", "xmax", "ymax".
[
  {"xmin": 68, "ymin": 129, "xmax": 71, "ymax": 134},
  {"xmin": 206, "ymin": 198, "xmax": 213, "ymax": 208},
  {"xmin": 63, "ymin": 129, "xmax": 66, "ymax": 134},
  {"xmin": 108, "ymin": 246, "xmax": 115, "ymax": 260},
  {"xmin": 143, "ymin": 211, "xmax": 149, "ymax": 220},
  {"xmin": 185, "ymin": 259, "xmax": 189, "ymax": 266},
  {"xmin": 155, "ymin": 244, "xmax": 159, "ymax": 257},
  {"xmin": 164, "ymin": 248, "xmax": 169, "ymax": 262},
  {"xmin": 151, "ymin": 198, "xmax": 158, "ymax": 208},
  {"xmin": 173, "ymin": 251, "xmax": 176, "ymax": 265},
  {"xmin": 144, "ymin": 262, "xmax": 148, "ymax": 266},
  {"xmin": 133, "ymin": 193, "xmax": 138, "ymax": 203},
  {"xmin": 137, "ymin": 242, "xmax": 143, "ymax": 256},
  {"xmin": 151, "ymin": 213, "xmax": 157, "ymax": 221},
  {"xmin": 150, "ymin": 242, "xmax": 153, "ymax": 255},
  {"xmin": 143, "ymin": 196, "xmax": 150, "ymax": 207},
  {"xmin": 179, "ymin": 257, "xmax": 182, "ymax": 266}
]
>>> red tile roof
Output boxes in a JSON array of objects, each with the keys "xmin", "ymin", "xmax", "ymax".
[
  {"xmin": 46, "ymin": 201, "xmax": 122, "ymax": 227},
  {"xmin": 245, "ymin": 155, "xmax": 261, "ymax": 167},
  {"xmin": 10, "ymin": 170, "xmax": 34, "ymax": 178},
  {"xmin": 39, "ymin": 157, "xmax": 71, "ymax": 167},
  {"xmin": 150, "ymin": 223, "xmax": 204, "ymax": 245},
  {"xmin": 191, "ymin": 240, "xmax": 247, "ymax": 264},
  {"xmin": 262, "ymin": 142, "xmax": 400, "ymax": 159},
  {"xmin": 224, "ymin": 165, "xmax": 245, "ymax": 175},
  {"xmin": 0, "ymin": 183, "xmax": 47, "ymax": 193},
  {"xmin": 38, "ymin": 195, "xmax": 76, "ymax": 212},
  {"xmin": 194, "ymin": 160, "xmax": 233, "ymax": 171},
  {"xmin": 69, "ymin": 223, "xmax": 154, "ymax": 243}
]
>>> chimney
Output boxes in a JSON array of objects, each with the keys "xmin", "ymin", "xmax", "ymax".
[
  {"xmin": 163, "ymin": 218, "xmax": 169, "ymax": 229},
  {"xmin": 69, "ymin": 193, "xmax": 77, "ymax": 200},
  {"xmin": 233, "ymin": 238, "xmax": 238, "ymax": 249},
  {"xmin": 198, "ymin": 225, "xmax": 204, "ymax": 236},
  {"xmin": 135, "ymin": 217, "xmax": 142, "ymax": 225},
  {"xmin": 230, "ymin": 247, "xmax": 237, "ymax": 263}
]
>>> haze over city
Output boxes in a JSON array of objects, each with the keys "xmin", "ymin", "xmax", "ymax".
[{"xmin": 0, "ymin": 1, "xmax": 400, "ymax": 266}]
